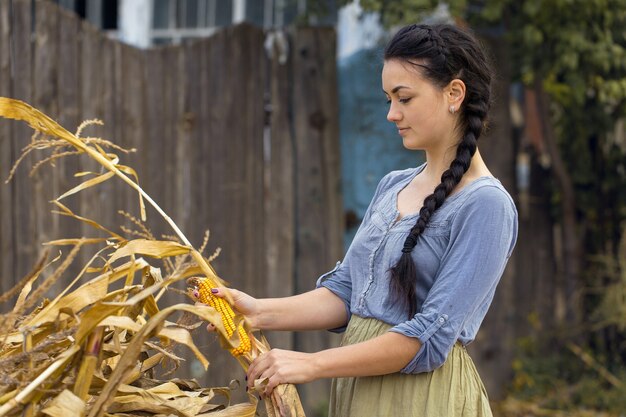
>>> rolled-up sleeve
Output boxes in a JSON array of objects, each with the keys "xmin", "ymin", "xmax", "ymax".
[
  {"xmin": 316, "ymin": 260, "xmax": 352, "ymax": 332},
  {"xmin": 389, "ymin": 185, "xmax": 518, "ymax": 373}
]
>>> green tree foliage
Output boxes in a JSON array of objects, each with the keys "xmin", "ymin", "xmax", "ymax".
[
  {"xmin": 507, "ymin": 336, "xmax": 626, "ymax": 413},
  {"xmin": 499, "ymin": 2, "xmax": 626, "ymax": 256}
]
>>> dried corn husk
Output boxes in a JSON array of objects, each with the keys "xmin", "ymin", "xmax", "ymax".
[{"xmin": 0, "ymin": 97, "xmax": 305, "ymax": 417}]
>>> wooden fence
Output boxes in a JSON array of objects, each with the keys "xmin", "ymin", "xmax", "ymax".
[{"xmin": 0, "ymin": 0, "xmax": 342, "ymax": 413}]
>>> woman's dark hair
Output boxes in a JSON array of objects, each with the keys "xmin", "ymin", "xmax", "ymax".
[{"xmin": 384, "ymin": 24, "xmax": 493, "ymax": 318}]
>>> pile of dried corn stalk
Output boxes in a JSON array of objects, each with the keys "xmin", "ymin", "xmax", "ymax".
[{"xmin": 0, "ymin": 98, "xmax": 305, "ymax": 417}]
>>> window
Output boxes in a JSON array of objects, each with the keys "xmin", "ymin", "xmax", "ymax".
[
  {"xmin": 55, "ymin": 0, "xmax": 338, "ymax": 47},
  {"xmin": 53, "ymin": 0, "xmax": 119, "ymax": 32},
  {"xmin": 151, "ymin": 0, "xmax": 234, "ymax": 45},
  {"xmin": 149, "ymin": 0, "xmax": 337, "ymax": 45}
]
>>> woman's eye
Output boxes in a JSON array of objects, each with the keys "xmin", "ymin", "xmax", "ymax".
[{"xmin": 385, "ymin": 97, "xmax": 411, "ymax": 104}]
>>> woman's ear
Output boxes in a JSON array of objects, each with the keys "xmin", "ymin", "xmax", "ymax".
[{"xmin": 446, "ymin": 79, "xmax": 466, "ymax": 111}]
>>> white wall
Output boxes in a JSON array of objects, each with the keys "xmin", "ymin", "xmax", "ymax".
[
  {"xmin": 119, "ymin": 0, "xmax": 153, "ymax": 48},
  {"xmin": 337, "ymin": 1, "xmax": 384, "ymax": 60}
]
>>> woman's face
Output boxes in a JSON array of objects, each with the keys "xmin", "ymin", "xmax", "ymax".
[{"xmin": 382, "ymin": 59, "xmax": 453, "ymax": 151}]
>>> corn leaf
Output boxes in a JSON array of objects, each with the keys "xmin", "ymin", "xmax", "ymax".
[
  {"xmin": 57, "ymin": 171, "xmax": 115, "ymax": 201},
  {"xmin": 108, "ymin": 239, "xmax": 191, "ymax": 264},
  {"xmin": 41, "ymin": 390, "xmax": 85, "ymax": 417}
]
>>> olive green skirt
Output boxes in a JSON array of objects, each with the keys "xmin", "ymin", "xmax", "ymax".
[{"xmin": 328, "ymin": 315, "xmax": 493, "ymax": 417}]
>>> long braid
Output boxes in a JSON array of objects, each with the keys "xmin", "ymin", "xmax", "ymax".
[{"xmin": 385, "ymin": 24, "xmax": 493, "ymax": 318}]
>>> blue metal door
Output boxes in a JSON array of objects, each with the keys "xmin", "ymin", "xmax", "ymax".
[{"xmin": 338, "ymin": 46, "xmax": 425, "ymax": 248}]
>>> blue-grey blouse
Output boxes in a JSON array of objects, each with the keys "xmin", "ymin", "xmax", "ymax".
[{"xmin": 316, "ymin": 163, "xmax": 518, "ymax": 374}]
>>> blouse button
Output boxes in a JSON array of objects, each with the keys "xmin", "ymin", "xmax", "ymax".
[{"xmin": 438, "ymin": 317, "xmax": 445, "ymax": 324}]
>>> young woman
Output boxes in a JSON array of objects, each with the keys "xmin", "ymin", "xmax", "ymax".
[{"xmin": 208, "ymin": 23, "xmax": 518, "ymax": 416}]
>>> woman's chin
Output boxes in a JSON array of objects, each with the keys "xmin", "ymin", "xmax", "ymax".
[{"xmin": 401, "ymin": 138, "xmax": 425, "ymax": 151}]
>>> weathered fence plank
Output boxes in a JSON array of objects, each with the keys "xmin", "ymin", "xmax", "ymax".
[
  {"xmin": 178, "ymin": 40, "xmax": 199, "ymax": 245},
  {"xmin": 11, "ymin": 0, "xmax": 35, "ymax": 281},
  {"xmin": 239, "ymin": 24, "xmax": 267, "ymax": 325},
  {"xmin": 291, "ymin": 27, "xmax": 343, "ymax": 412},
  {"xmin": 33, "ymin": 0, "xmax": 59, "ymax": 292},
  {"xmin": 117, "ymin": 43, "xmax": 145, "ymax": 223},
  {"xmin": 100, "ymin": 35, "xmax": 120, "ymax": 243},
  {"xmin": 192, "ymin": 30, "xmax": 221, "ymax": 386},
  {"xmin": 77, "ymin": 18, "xmax": 105, "ymax": 270},
  {"xmin": 160, "ymin": 44, "xmax": 178, "ymax": 241},
  {"xmin": 142, "ymin": 48, "xmax": 167, "ymax": 237},
  {"xmin": 0, "ymin": 0, "xmax": 13, "ymax": 292},
  {"xmin": 56, "ymin": 5, "xmax": 81, "ymax": 257},
  {"xmin": 264, "ymin": 30, "xmax": 296, "ymax": 351}
]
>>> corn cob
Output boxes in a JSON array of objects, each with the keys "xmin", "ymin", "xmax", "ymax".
[{"xmin": 190, "ymin": 277, "xmax": 251, "ymax": 357}]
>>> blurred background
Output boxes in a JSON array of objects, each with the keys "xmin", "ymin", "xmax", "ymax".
[{"xmin": 0, "ymin": 0, "xmax": 624, "ymax": 415}]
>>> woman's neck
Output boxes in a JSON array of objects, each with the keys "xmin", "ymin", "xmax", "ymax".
[{"xmin": 421, "ymin": 149, "xmax": 488, "ymax": 183}]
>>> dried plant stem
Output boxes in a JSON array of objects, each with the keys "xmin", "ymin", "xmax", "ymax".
[
  {"xmin": 29, "ymin": 150, "xmax": 81, "ymax": 176},
  {"xmin": 1, "ymin": 99, "xmax": 222, "ymax": 284},
  {"xmin": 266, "ymin": 384, "xmax": 307, "ymax": 417},
  {"xmin": 0, "ymin": 99, "xmax": 221, "ymax": 296},
  {"xmin": 0, "ymin": 251, "xmax": 48, "ymax": 305},
  {"xmin": 566, "ymin": 343, "xmax": 623, "ymax": 388},
  {"xmin": 23, "ymin": 332, "xmax": 33, "ymax": 374},
  {"xmin": 22, "ymin": 242, "xmax": 83, "ymax": 312},
  {"xmin": 0, "ymin": 390, "xmax": 17, "ymax": 406},
  {"xmin": 75, "ymin": 143, "xmax": 222, "ymax": 288},
  {"xmin": 22, "ymin": 404, "xmax": 34, "ymax": 417},
  {"xmin": 122, "ymin": 352, "xmax": 164, "ymax": 385},
  {"xmin": 0, "ymin": 345, "xmax": 80, "ymax": 417},
  {"xmin": 73, "ymin": 327, "xmax": 105, "ymax": 399},
  {"xmin": 73, "ymin": 132, "xmax": 221, "ymax": 284}
]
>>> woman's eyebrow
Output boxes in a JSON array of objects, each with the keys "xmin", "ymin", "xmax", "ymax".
[{"xmin": 382, "ymin": 85, "xmax": 410, "ymax": 94}]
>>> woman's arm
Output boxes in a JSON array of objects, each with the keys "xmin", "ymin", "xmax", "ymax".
[
  {"xmin": 256, "ymin": 287, "xmax": 348, "ymax": 331},
  {"xmin": 210, "ymin": 286, "xmax": 348, "ymax": 332},
  {"xmin": 246, "ymin": 331, "xmax": 421, "ymax": 395}
]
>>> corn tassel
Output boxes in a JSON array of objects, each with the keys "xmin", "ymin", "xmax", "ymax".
[{"xmin": 190, "ymin": 278, "xmax": 251, "ymax": 357}]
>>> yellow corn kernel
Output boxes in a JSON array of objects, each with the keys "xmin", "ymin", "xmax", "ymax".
[{"xmin": 194, "ymin": 278, "xmax": 251, "ymax": 356}]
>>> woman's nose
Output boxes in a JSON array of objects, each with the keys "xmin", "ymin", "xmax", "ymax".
[{"xmin": 387, "ymin": 104, "xmax": 401, "ymax": 122}]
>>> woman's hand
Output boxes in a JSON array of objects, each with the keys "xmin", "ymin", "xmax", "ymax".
[
  {"xmin": 246, "ymin": 349, "xmax": 319, "ymax": 396},
  {"xmin": 202, "ymin": 287, "xmax": 261, "ymax": 330}
]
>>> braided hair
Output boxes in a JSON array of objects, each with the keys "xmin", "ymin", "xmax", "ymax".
[{"xmin": 384, "ymin": 24, "xmax": 493, "ymax": 318}]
